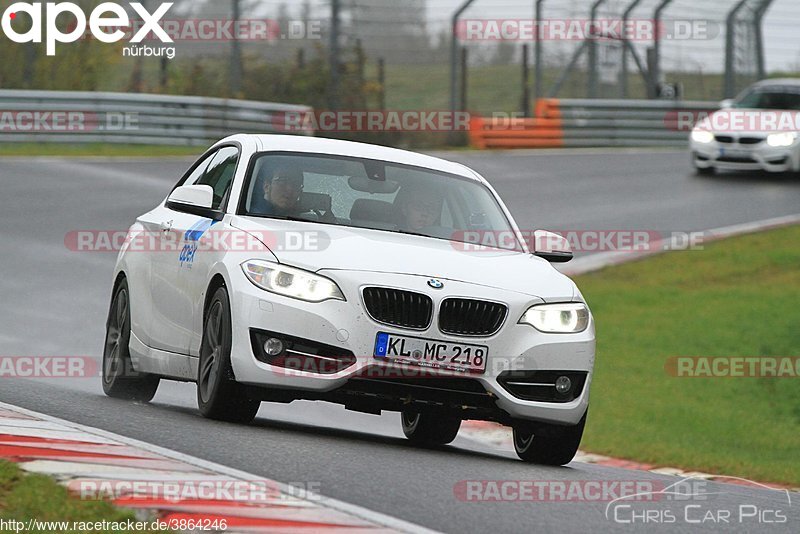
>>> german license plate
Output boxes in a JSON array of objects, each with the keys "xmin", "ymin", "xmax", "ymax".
[
  {"xmin": 374, "ymin": 332, "xmax": 487, "ymax": 374},
  {"xmin": 719, "ymin": 148, "xmax": 749, "ymax": 158}
]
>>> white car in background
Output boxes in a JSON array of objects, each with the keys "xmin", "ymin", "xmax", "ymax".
[
  {"xmin": 102, "ymin": 134, "xmax": 594, "ymax": 465},
  {"xmin": 690, "ymin": 79, "xmax": 800, "ymax": 174}
]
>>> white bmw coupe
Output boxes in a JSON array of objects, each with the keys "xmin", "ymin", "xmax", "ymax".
[{"xmin": 103, "ymin": 135, "xmax": 595, "ymax": 465}]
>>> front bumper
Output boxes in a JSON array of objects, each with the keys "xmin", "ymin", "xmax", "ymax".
[
  {"xmin": 228, "ymin": 267, "xmax": 595, "ymax": 426},
  {"xmin": 690, "ymin": 138, "xmax": 799, "ymax": 172}
]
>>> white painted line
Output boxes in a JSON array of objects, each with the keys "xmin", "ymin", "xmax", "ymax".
[
  {"xmin": 426, "ymin": 147, "xmax": 686, "ymax": 158},
  {"xmin": 0, "ymin": 426, "xmax": 118, "ymax": 444},
  {"xmin": 20, "ymin": 461, "xmax": 215, "ymax": 479},
  {"xmin": 0, "ymin": 401, "xmax": 439, "ymax": 534},
  {"xmin": 560, "ymin": 213, "xmax": 800, "ymax": 276},
  {"xmin": 0, "ymin": 419, "xmax": 76, "ymax": 431}
]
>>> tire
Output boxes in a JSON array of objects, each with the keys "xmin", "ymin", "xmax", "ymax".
[
  {"xmin": 197, "ymin": 285, "xmax": 260, "ymax": 423},
  {"xmin": 102, "ymin": 278, "xmax": 160, "ymax": 402},
  {"xmin": 401, "ymin": 411, "xmax": 461, "ymax": 446},
  {"xmin": 513, "ymin": 412, "xmax": 587, "ymax": 466},
  {"xmin": 694, "ymin": 165, "xmax": 715, "ymax": 176}
]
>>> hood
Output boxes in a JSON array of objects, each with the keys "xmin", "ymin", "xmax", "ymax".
[{"xmin": 230, "ymin": 216, "xmax": 576, "ymax": 300}]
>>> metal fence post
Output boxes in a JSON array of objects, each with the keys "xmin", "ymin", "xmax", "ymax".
[
  {"xmin": 329, "ymin": 0, "xmax": 341, "ymax": 110},
  {"xmin": 650, "ymin": 0, "xmax": 673, "ymax": 99},
  {"xmin": 753, "ymin": 0, "xmax": 775, "ymax": 81},
  {"xmin": 588, "ymin": 0, "xmax": 608, "ymax": 99},
  {"xmin": 230, "ymin": 0, "xmax": 243, "ymax": 97},
  {"xmin": 378, "ymin": 58, "xmax": 386, "ymax": 111},
  {"xmin": 620, "ymin": 0, "xmax": 645, "ymax": 98},
  {"xmin": 522, "ymin": 43, "xmax": 530, "ymax": 117},
  {"xmin": 460, "ymin": 47, "xmax": 469, "ymax": 112},
  {"xmin": 534, "ymin": 0, "xmax": 545, "ymax": 100},
  {"xmin": 449, "ymin": 0, "xmax": 476, "ymax": 144},
  {"xmin": 724, "ymin": 0, "xmax": 750, "ymax": 98}
]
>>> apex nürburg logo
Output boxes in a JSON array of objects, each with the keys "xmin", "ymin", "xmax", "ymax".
[{"xmin": 1, "ymin": 1, "xmax": 173, "ymax": 56}]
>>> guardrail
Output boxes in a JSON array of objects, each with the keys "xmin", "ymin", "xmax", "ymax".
[
  {"xmin": 469, "ymin": 98, "xmax": 718, "ymax": 149},
  {"xmin": 0, "ymin": 90, "xmax": 313, "ymax": 145}
]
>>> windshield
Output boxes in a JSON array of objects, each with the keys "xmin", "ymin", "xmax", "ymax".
[
  {"xmin": 240, "ymin": 152, "xmax": 523, "ymax": 251},
  {"xmin": 734, "ymin": 86, "xmax": 800, "ymax": 110}
]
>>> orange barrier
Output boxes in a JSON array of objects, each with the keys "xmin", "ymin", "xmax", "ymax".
[{"xmin": 469, "ymin": 99, "xmax": 563, "ymax": 149}]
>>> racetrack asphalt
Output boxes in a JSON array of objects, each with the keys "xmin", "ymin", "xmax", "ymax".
[{"xmin": 1, "ymin": 149, "xmax": 798, "ymax": 533}]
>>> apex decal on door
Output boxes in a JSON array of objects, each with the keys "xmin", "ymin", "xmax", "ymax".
[{"xmin": 179, "ymin": 219, "xmax": 218, "ymax": 268}]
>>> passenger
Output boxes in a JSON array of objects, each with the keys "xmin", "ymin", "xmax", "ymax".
[{"xmin": 397, "ymin": 185, "xmax": 444, "ymax": 232}]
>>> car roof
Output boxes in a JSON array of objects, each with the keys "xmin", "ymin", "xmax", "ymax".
[
  {"xmin": 752, "ymin": 78, "xmax": 800, "ymax": 88},
  {"xmin": 221, "ymin": 134, "xmax": 481, "ymax": 181}
]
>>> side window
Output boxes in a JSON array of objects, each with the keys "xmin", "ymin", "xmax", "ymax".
[
  {"xmin": 181, "ymin": 150, "xmax": 217, "ymax": 187},
  {"xmin": 197, "ymin": 146, "xmax": 239, "ymax": 210}
]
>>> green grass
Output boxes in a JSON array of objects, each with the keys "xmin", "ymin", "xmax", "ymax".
[
  {"xmin": 0, "ymin": 461, "xmax": 166, "ymax": 533},
  {"xmin": 375, "ymin": 64, "xmax": 800, "ymax": 115},
  {"xmin": 0, "ymin": 144, "xmax": 200, "ymax": 157},
  {"xmin": 577, "ymin": 225, "xmax": 800, "ymax": 486}
]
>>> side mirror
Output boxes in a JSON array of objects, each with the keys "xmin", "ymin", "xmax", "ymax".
[
  {"xmin": 168, "ymin": 184, "xmax": 214, "ymax": 208},
  {"xmin": 532, "ymin": 229, "xmax": 573, "ymax": 263},
  {"xmin": 719, "ymin": 99, "xmax": 734, "ymax": 110},
  {"xmin": 166, "ymin": 185, "xmax": 222, "ymax": 219}
]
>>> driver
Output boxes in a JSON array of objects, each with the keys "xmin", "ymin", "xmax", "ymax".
[{"xmin": 254, "ymin": 166, "xmax": 304, "ymax": 216}]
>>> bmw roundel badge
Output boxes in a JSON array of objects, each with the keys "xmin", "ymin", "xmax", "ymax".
[{"xmin": 427, "ymin": 278, "xmax": 444, "ymax": 289}]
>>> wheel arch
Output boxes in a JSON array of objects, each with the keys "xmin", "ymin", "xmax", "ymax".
[
  {"xmin": 112, "ymin": 270, "xmax": 127, "ymax": 294},
  {"xmin": 108, "ymin": 270, "xmax": 128, "ymax": 320},
  {"xmin": 203, "ymin": 272, "xmax": 229, "ymax": 321}
]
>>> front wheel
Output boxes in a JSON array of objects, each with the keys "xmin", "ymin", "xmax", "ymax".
[
  {"xmin": 401, "ymin": 411, "xmax": 461, "ymax": 446},
  {"xmin": 197, "ymin": 286, "xmax": 260, "ymax": 423},
  {"xmin": 513, "ymin": 412, "xmax": 587, "ymax": 466},
  {"xmin": 102, "ymin": 278, "xmax": 160, "ymax": 401},
  {"xmin": 694, "ymin": 165, "xmax": 715, "ymax": 176}
]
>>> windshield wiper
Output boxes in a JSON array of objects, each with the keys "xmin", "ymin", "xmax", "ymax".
[
  {"xmin": 392, "ymin": 229, "xmax": 434, "ymax": 239},
  {"xmin": 247, "ymin": 214, "xmax": 340, "ymax": 226}
]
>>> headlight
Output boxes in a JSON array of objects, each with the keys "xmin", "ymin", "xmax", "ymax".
[
  {"xmin": 241, "ymin": 260, "xmax": 344, "ymax": 302},
  {"xmin": 691, "ymin": 129, "xmax": 714, "ymax": 144},
  {"xmin": 519, "ymin": 302, "xmax": 589, "ymax": 333},
  {"xmin": 766, "ymin": 132, "xmax": 797, "ymax": 147}
]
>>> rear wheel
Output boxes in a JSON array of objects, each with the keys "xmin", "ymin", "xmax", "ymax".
[
  {"xmin": 102, "ymin": 278, "xmax": 160, "ymax": 401},
  {"xmin": 197, "ymin": 286, "xmax": 260, "ymax": 423},
  {"xmin": 513, "ymin": 412, "xmax": 587, "ymax": 466},
  {"xmin": 401, "ymin": 411, "xmax": 461, "ymax": 446}
]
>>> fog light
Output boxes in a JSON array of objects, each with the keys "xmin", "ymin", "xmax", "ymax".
[
  {"xmin": 555, "ymin": 376, "xmax": 572, "ymax": 394},
  {"xmin": 263, "ymin": 338, "xmax": 284, "ymax": 356}
]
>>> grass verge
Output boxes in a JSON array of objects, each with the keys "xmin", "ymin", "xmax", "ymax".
[
  {"xmin": 578, "ymin": 224, "xmax": 800, "ymax": 486},
  {"xmin": 0, "ymin": 460, "xmax": 166, "ymax": 533},
  {"xmin": 0, "ymin": 144, "xmax": 200, "ymax": 157}
]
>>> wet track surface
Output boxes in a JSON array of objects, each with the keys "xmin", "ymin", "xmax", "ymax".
[{"xmin": 1, "ymin": 149, "xmax": 799, "ymax": 532}]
